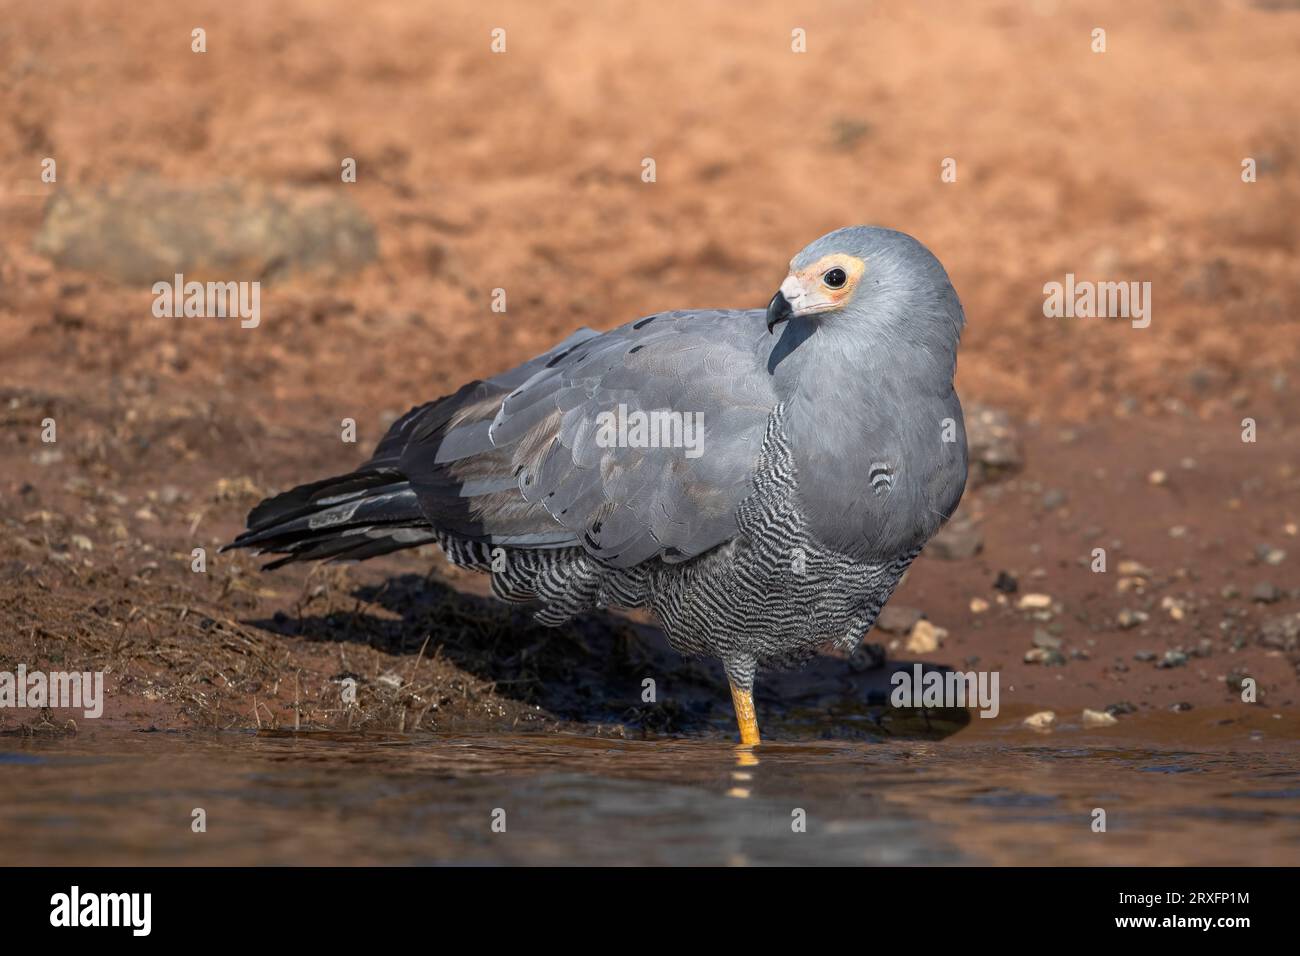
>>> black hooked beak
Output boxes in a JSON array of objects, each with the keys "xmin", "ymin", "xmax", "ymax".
[{"xmin": 766, "ymin": 290, "xmax": 793, "ymax": 334}]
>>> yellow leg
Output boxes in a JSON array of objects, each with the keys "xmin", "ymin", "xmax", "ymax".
[{"xmin": 729, "ymin": 680, "xmax": 761, "ymax": 746}]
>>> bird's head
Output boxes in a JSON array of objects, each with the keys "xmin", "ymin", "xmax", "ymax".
[{"xmin": 766, "ymin": 226, "xmax": 964, "ymax": 365}]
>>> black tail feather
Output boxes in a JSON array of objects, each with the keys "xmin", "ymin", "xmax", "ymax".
[{"xmin": 224, "ymin": 469, "xmax": 437, "ymax": 569}]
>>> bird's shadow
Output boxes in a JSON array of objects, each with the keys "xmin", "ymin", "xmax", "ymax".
[{"xmin": 249, "ymin": 572, "xmax": 971, "ymax": 740}]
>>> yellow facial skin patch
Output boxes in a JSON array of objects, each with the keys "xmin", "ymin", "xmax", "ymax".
[{"xmin": 784, "ymin": 253, "xmax": 867, "ymax": 316}]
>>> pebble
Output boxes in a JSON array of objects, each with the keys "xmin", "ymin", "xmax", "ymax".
[
  {"xmin": 926, "ymin": 520, "xmax": 984, "ymax": 560},
  {"xmin": 1156, "ymin": 650, "xmax": 1189, "ymax": 669},
  {"xmin": 1134, "ymin": 650, "xmax": 1157, "ymax": 662},
  {"xmin": 877, "ymin": 605, "xmax": 923, "ymax": 634},
  {"xmin": 993, "ymin": 571, "xmax": 1019, "ymax": 594},
  {"xmin": 1017, "ymin": 593, "xmax": 1053, "ymax": 611},
  {"xmin": 1023, "ymin": 711, "xmax": 1056, "ymax": 730},
  {"xmin": 965, "ymin": 405, "xmax": 1025, "ymax": 486},
  {"xmin": 1257, "ymin": 612, "xmax": 1300, "ymax": 651},
  {"xmin": 1225, "ymin": 670, "xmax": 1251, "ymax": 694},
  {"xmin": 1082, "ymin": 708, "xmax": 1118, "ymax": 727},
  {"xmin": 969, "ymin": 597, "xmax": 990, "ymax": 614},
  {"xmin": 1024, "ymin": 647, "xmax": 1066, "ymax": 665},
  {"xmin": 1031, "ymin": 628, "xmax": 1062, "ymax": 650},
  {"xmin": 1252, "ymin": 582, "xmax": 1282, "ymax": 604},
  {"xmin": 1160, "ymin": 596, "xmax": 1187, "ymax": 621},
  {"xmin": 904, "ymin": 619, "xmax": 946, "ymax": 654},
  {"xmin": 1256, "ymin": 544, "xmax": 1286, "ymax": 566},
  {"xmin": 1116, "ymin": 608, "xmax": 1149, "ymax": 629},
  {"xmin": 1106, "ymin": 701, "xmax": 1138, "ymax": 716}
]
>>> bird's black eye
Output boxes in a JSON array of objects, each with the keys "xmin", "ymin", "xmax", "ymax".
[{"xmin": 823, "ymin": 268, "xmax": 847, "ymax": 289}]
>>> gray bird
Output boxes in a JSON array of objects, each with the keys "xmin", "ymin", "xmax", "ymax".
[{"xmin": 226, "ymin": 226, "xmax": 968, "ymax": 744}]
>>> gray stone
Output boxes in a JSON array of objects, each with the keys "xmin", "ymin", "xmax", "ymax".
[
  {"xmin": 925, "ymin": 518, "xmax": 983, "ymax": 561},
  {"xmin": 35, "ymin": 177, "xmax": 378, "ymax": 284}
]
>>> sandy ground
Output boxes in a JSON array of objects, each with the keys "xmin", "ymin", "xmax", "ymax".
[{"xmin": 1, "ymin": 0, "xmax": 1298, "ymax": 739}]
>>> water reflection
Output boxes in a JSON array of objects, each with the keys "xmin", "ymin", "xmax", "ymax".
[{"xmin": 0, "ymin": 712, "xmax": 1297, "ymax": 865}]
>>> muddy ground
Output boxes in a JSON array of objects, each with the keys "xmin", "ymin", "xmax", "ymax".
[{"xmin": 1, "ymin": 0, "xmax": 1297, "ymax": 740}]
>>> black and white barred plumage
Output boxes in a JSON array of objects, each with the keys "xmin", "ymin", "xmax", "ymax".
[{"xmin": 427, "ymin": 406, "xmax": 915, "ymax": 689}]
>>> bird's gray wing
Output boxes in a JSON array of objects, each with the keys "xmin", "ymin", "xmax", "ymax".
[{"xmin": 398, "ymin": 309, "xmax": 778, "ymax": 567}]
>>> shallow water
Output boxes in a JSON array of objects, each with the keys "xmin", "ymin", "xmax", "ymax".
[{"xmin": 2, "ymin": 712, "xmax": 1298, "ymax": 865}]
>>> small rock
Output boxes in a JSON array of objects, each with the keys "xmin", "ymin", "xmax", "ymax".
[
  {"xmin": 1116, "ymin": 608, "xmax": 1149, "ymax": 630},
  {"xmin": 1169, "ymin": 702, "xmax": 1193, "ymax": 713},
  {"xmin": 1148, "ymin": 469, "xmax": 1168, "ymax": 486},
  {"xmin": 1220, "ymin": 584, "xmax": 1241, "ymax": 600},
  {"xmin": 969, "ymin": 597, "xmax": 990, "ymax": 614},
  {"xmin": 1252, "ymin": 582, "xmax": 1283, "ymax": 604},
  {"xmin": 1256, "ymin": 544, "xmax": 1287, "ymax": 566},
  {"xmin": 926, "ymin": 519, "xmax": 983, "ymax": 561},
  {"xmin": 1082, "ymin": 708, "xmax": 1118, "ymax": 727},
  {"xmin": 1017, "ymin": 593, "xmax": 1053, "ymax": 611},
  {"xmin": 1257, "ymin": 613, "xmax": 1300, "ymax": 651},
  {"xmin": 1225, "ymin": 670, "xmax": 1251, "ymax": 694},
  {"xmin": 1024, "ymin": 647, "xmax": 1066, "ymax": 666},
  {"xmin": 877, "ymin": 605, "xmax": 923, "ymax": 634},
  {"xmin": 904, "ymin": 619, "xmax": 946, "ymax": 654},
  {"xmin": 1023, "ymin": 710, "xmax": 1056, "ymax": 730},
  {"xmin": 993, "ymin": 571, "xmax": 1019, "ymax": 594},
  {"xmin": 1161, "ymin": 596, "xmax": 1187, "ymax": 621},
  {"xmin": 1042, "ymin": 489, "xmax": 1067, "ymax": 511},
  {"xmin": 70, "ymin": 534, "xmax": 94, "ymax": 552},
  {"xmin": 1106, "ymin": 701, "xmax": 1138, "ymax": 716},
  {"xmin": 1133, "ymin": 650, "xmax": 1157, "ymax": 662},
  {"xmin": 1156, "ymin": 650, "xmax": 1189, "ymax": 669},
  {"xmin": 1031, "ymin": 628, "xmax": 1062, "ymax": 650},
  {"xmin": 965, "ymin": 405, "xmax": 1024, "ymax": 487}
]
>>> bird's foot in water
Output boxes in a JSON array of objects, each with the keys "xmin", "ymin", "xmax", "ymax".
[{"xmin": 729, "ymin": 679, "xmax": 761, "ymax": 746}]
